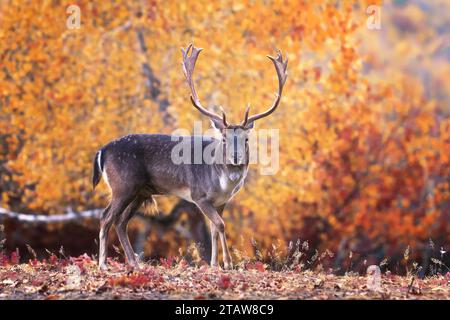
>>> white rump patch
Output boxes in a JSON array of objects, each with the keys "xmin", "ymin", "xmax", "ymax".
[
  {"xmin": 102, "ymin": 170, "xmax": 110, "ymax": 188},
  {"xmin": 97, "ymin": 150, "xmax": 102, "ymax": 171},
  {"xmin": 98, "ymin": 150, "xmax": 110, "ymax": 188},
  {"xmin": 97, "ymin": 150, "xmax": 111, "ymax": 189}
]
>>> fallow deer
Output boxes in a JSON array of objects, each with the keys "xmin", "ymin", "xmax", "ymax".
[{"xmin": 92, "ymin": 44, "xmax": 287, "ymax": 269}]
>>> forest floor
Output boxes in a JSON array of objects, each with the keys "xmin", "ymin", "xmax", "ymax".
[{"xmin": 0, "ymin": 255, "xmax": 449, "ymax": 300}]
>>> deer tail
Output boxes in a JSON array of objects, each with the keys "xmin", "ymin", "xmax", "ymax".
[{"xmin": 92, "ymin": 149, "xmax": 104, "ymax": 190}]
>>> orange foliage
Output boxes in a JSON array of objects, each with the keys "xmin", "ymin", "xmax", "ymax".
[{"xmin": 0, "ymin": 1, "xmax": 448, "ymax": 263}]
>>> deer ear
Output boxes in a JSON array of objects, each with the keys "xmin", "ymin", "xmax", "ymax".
[{"xmin": 210, "ymin": 118, "xmax": 226, "ymax": 130}]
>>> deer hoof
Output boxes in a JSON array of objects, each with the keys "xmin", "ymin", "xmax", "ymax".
[
  {"xmin": 99, "ymin": 263, "xmax": 108, "ymax": 271},
  {"xmin": 223, "ymin": 262, "xmax": 234, "ymax": 270}
]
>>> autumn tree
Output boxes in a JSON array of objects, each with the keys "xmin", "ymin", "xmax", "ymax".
[{"xmin": 0, "ymin": 0, "xmax": 448, "ymax": 271}]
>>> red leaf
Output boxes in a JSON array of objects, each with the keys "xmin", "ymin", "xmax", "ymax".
[
  {"xmin": 217, "ymin": 275, "xmax": 233, "ymax": 289},
  {"xmin": 245, "ymin": 261, "xmax": 266, "ymax": 272},
  {"xmin": 160, "ymin": 256, "xmax": 175, "ymax": 269}
]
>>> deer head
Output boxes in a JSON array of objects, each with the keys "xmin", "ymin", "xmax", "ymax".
[{"xmin": 181, "ymin": 44, "xmax": 288, "ymax": 166}]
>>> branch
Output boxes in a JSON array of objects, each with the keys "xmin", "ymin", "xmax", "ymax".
[
  {"xmin": 0, "ymin": 200, "xmax": 194, "ymax": 226},
  {"xmin": 0, "ymin": 207, "xmax": 101, "ymax": 223}
]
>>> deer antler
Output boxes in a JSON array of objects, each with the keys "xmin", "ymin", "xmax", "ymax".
[
  {"xmin": 242, "ymin": 49, "xmax": 288, "ymax": 126},
  {"xmin": 181, "ymin": 44, "xmax": 228, "ymax": 127}
]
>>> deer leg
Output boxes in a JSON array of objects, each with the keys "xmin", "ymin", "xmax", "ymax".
[
  {"xmin": 195, "ymin": 200, "xmax": 232, "ymax": 269},
  {"xmin": 209, "ymin": 221, "xmax": 219, "ymax": 267},
  {"xmin": 99, "ymin": 195, "xmax": 134, "ymax": 269},
  {"xmin": 99, "ymin": 203, "xmax": 112, "ymax": 270},
  {"xmin": 114, "ymin": 196, "xmax": 144, "ymax": 268},
  {"xmin": 219, "ymin": 231, "xmax": 233, "ymax": 269},
  {"xmin": 215, "ymin": 204, "xmax": 232, "ymax": 268}
]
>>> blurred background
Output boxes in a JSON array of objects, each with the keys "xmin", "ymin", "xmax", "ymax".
[{"xmin": 0, "ymin": 0, "xmax": 449, "ymax": 275}]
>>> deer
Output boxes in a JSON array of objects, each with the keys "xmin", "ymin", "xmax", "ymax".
[{"xmin": 92, "ymin": 44, "xmax": 287, "ymax": 270}]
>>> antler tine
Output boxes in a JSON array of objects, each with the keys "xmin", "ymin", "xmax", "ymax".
[
  {"xmin": 219, "ymin": 106, "xmax": 229, "ymax": 127},
  {"xmin": 241, "ymin": 103, "xmax": 251, "ymax": 126},
  {"xmin": 244, "ymin": 49, "xmax": 288, "ymax": 125},
  {"xmin": 181, "ymin": 43, "xmax": 224, "ymax": 123}
]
